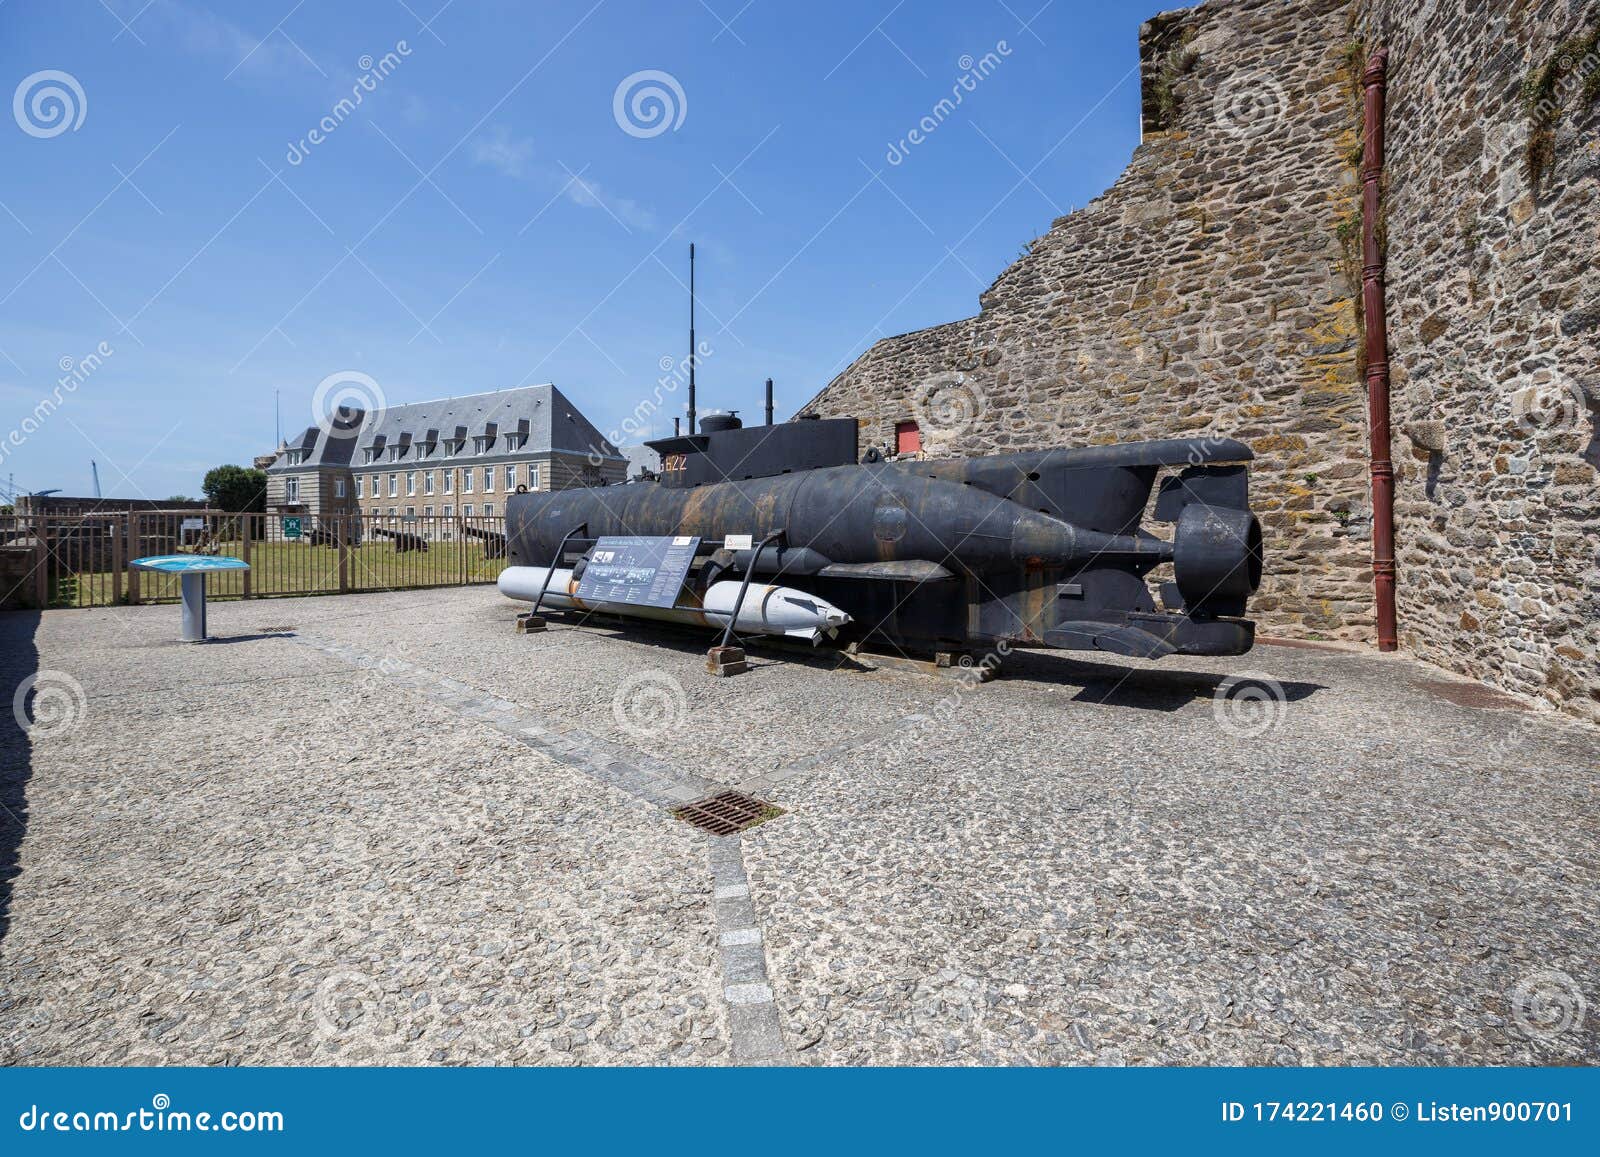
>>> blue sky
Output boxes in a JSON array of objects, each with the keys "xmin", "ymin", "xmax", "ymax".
[{"xmin": 0, "ymin": 0, "xmax": 1156, "ymax": 500}]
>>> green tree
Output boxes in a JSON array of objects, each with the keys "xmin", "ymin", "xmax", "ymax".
[{"xmin": 201, "ymin": 465, "xmax": 267, "ymax": 513}]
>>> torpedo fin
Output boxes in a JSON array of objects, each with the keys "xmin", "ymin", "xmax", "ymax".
[{"xmin": 815, "ymin": 560, "xmax": 955, "ymax": 583}]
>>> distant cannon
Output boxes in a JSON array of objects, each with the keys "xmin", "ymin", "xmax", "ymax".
[
  {"xmin": 461, "ymin": 523, "xmax": 507, "ymax": 558},
  {"xmin": 371, "ymin": 526, "xmax": 429, "ymax": 553},
  {"xmin": 305, "ymin": 525, "xmax": 341, "ymax": 547}
]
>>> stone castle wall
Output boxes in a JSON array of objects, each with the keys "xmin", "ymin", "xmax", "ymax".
[
  {"xmin": 1356, "ymin": 0, "xmax": 1600, "ymax": 723},
  {"xmin": 802, "ymin": 0, "xmax": 1375, "ymax": 641},
  {"xmin": 803, "ymin": 0, "xmax": 1600, "ymax": 721}
]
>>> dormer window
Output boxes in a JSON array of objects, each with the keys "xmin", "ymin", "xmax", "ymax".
[
  {"xmin": 284, "ymin": 450, "xmax": 304, "ymax": 466},
  {"xmin": 473, "ymin": 435, "xmax": 494, "ymax": 454}
]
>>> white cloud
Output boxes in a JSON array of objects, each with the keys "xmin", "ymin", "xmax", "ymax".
[
  {"xmin": 470, "ymin": 126, "xmax": 535, "ymax": 179},
  {"xmin": 563, "ymin": 173, "xmax": 657, "ymax": 231},
  {"xmin": 151, "ymin": 0, "xmax": 322, "ymax": 78},
  {"xmin": 470, "ymin": 126, "xmax": 657, "ymax": 231}
]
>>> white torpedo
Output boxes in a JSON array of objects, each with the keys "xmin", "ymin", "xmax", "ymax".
[{"xmin": 497, "ymin": 566, "xmax": 852, "ymax": 643}]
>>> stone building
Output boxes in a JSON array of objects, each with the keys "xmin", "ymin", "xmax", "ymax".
[
  {"xmin": 802, "ymin": 0, "xmax": 1599, "ymax": 722},
  {"xmin": 264, "ymin": 384, "xmax": 627, "ymax": 522}
]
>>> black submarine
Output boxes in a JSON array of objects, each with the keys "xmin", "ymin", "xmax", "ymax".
[{"xmin": 503, "ymin": 408, "xmax": 1263, "ymax": 660}]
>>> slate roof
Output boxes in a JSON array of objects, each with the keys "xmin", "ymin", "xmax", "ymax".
[{"xmin": 267, "ymin": 385, "xmax": 624, "ymax": 473}]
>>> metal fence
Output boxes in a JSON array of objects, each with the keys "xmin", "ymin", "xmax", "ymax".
[{"xmin": 0, "ymin": 510, "xmax": 510, "ymax": 610}]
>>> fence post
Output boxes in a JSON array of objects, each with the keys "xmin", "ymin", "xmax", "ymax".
[
  {"xmin": 458, "ymin": 515, "xmax": 466, "ymax": 585},
  {"xmin": 127, "ymin": 513, "xmax": 141, "ymax": 604},
  {"xmin": 241, "ymin": 513, "xmax": 253, "ymax": 598},
  {"xmin": 34, "ymin": 521, "xmax": 49, "ymax": 608},
  {"xmin": 111, "ymin": 514, "xmax": 124, "ymax": 604},
  {"xmin": 339, "ymin": 515, "xmax": 350, "ymax": 593}
]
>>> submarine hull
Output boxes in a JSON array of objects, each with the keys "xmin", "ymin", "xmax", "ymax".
[{"xmin": 505, "ymin": 424, "xmax": 1263, "ymax": 660}]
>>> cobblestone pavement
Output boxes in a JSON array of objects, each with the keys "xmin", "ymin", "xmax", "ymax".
[{"xmin": 1, "ymin": 588, "xmax": 1596, "ymax": 1066}]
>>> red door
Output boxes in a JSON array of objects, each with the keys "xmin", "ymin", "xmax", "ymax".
[{"xmin": 895, "ymin": 420, "xmax": 921, "ymax": 455}]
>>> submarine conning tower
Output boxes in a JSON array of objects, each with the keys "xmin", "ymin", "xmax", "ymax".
[{"xmin": 644, "ymin": 415, "xmax": 860, "ymax": 488}]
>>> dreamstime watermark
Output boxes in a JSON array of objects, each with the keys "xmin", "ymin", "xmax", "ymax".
[
  {"xmin": 13, "ymin": 69, "xmax": 86, "ymax": 138},
  {"xmin": 1213, "ymin": 70, "xmax": 1287, "ymax": 139},
  {"xmin": 612, "ymin": 70, "xmax": 687, "ymax": 139},
  {"xmin": 353, "ymin": 638, "xmax": 414, "ymax": 686},
  {"xmin": 286, "ymin": 42, "xmax": 413, "ymax": 165},
  {"xmin": 312, "ymin": 970, "xmax": 400, "ymax": 1047},
  {"xmin": 16, "ymin": 1094, "xmax": 283, "ymax": 1134},
  {"xmin": 886, "ymin": 41, "xmax": 1013, "ymax": 165},
  {"xmin": 1509, "ymin": 371, "xmax": 1593, "ymax": 437},
  {"xmin": 311, "ymin": 370, "xmax": 386, "ymax": 439},
  {"xmin": 592, "ymin": 341, "xmax": 713, "ymax": 466},
  {"xmin": 0, "ymin": 341, "xmax": 114, "ymax": 470},
  {"xmin": 879, "ymin": 642, "xmax": 1010, "ymax": 764},
  {"xmin": 1527, "ymin": 47, "xmax": 1600, "ymax": 128},
  {"xmin": 1509, "ymin": 969, "xmax": 1587, "ymax": 1041},
  {"xmin": 12, "ymin": 671, "xmax": 88, "ymax": 740},
  {"xmin": 611, "ymin": 669, "xmax": 687, "ymax": 739},
  {"xmin": 911, "ymin": 375, "xmax": 991, "ymax": 444},
  {"xmin": 1211, "ymin": 671, "xmax": 1288, "ymax": 737}
]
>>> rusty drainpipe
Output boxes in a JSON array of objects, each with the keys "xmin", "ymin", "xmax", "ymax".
[{"xmin": 1361, "ymin": 47, "xmax": 1398, "ymax": 652}]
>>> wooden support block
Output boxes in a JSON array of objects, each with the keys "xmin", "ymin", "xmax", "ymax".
[
  {"xmin": 705, "ymin": 645, "xmax": 749, "ymax": 676},
  {"xmin": 516, "ymin": 613, "xmax": 547, "ymax": 634}
]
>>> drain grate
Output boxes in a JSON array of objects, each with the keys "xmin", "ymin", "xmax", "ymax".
[{"xmin": 674, "ymin": 791, "xmax": 784, "ymax": 836}]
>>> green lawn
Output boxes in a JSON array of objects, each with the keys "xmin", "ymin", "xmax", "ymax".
[{"xmin": 49, "ymin": 539, "xmax": 508, "ymax": 607}]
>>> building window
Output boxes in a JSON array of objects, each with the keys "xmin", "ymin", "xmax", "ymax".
[
  {"xmin": 505, "ymin": 465, "xmax": 516, "ymax": 490},
  {"xmin": 443, "ymin": 471, "xmax": 454, "ymax": 494},
  {"xmin": 285, "ymin": 476, "xmax": 300, "ymax": 503},
  {"xmin": 423, "ymin": 471, "xmax": 434, "ymax": 495},
  {"xmin": 405, "ymin": 506, "xmax": 415, "ymax": 519},
  {"xmin": 463, "ymin": 470, "xmax": 474, "ymax": 493},
  {"xmin": 474, "ymin": 435, "xmax": 493, "ymax": 454},
  {"xmin": 482, "ymin": 468, "xmax": 494, "ymax": 492},
  {"xmin": 355, "ymin": 476, "xmax": 364, "ymax": 498},
  {"xmin": 895, "ymin": 420, "xmax": 922, "ymax": 455},
  {"xmin": 528, "ymin": 466, "xmax": 540, "ymax": 490},
  {"xmin": 370, "ymin": 474, "xmax": 379, "ymax": 495},
  {"xmin": 483, "ymin": 503, "xmax": 494, "ymax": 516},
  {"xmin": 423, "ymin": 506, "xmax": 432, "ymax": 518},
  {"xmin": 463, "ymin": 504, "xmax": 474, "ymax": 517},
  {"xmin": 388, "ymin": 474, "xmax": 398, "ymax": 497},
  {"xmin": 334, "ymin": 478, "xmax": 346, "ymax": 498},
  {"xmin": 387, "ymin": 507, "xmax": 396, "ymax": 520},
  {"xmin": 443, "ymin": 504, "xmax": 454, "ymax": 518},
  {"xmin": 406, "ymin": 471, "xmax": 416, "ymax": 496}
]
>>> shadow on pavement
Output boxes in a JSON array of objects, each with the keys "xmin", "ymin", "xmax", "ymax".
[
  {"xmin": 0, "ymin": 610, "xmax": 41, "ymax": 947},
  {"xmin": 1005, "ymin": 649, "xmax": 1326, "ymax": 712}
]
